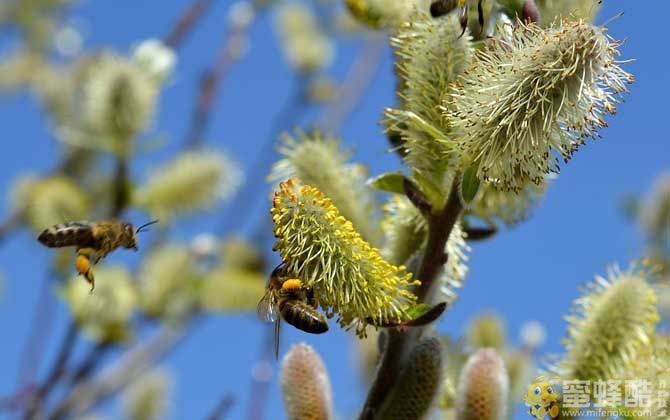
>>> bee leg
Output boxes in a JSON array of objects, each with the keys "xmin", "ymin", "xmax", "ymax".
[
  {"xmin": 75, "ymin": 250, "xmax": 96, "ymax": 293},
  {"xmin": 305, "ymin": 288, "xmax": 319, "ymax": 309}
]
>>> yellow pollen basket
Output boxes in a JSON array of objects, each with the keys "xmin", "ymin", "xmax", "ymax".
[{"xmin": 282, "ymin": 278, "xmax": 303, "ymax": 291}]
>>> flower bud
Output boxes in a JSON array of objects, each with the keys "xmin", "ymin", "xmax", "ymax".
[
  {"xmin": 280, "ymin": 343, "xmax": 333, "ymax": 420},
  {"xmin": 377, "ymin": 337, "xmax": 443, "ymax": 419},
  {"xmin": 455, "ymin": 348, "xmax": 509, "ymax": 420}
]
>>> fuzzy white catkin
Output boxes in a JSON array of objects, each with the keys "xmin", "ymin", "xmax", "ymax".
[
  {"xmin": 12, "ymin": 175, "xmax": 90, "ymax": 231},
  {"xmin": 134, "ymin": 150, "xmax": 242, "ymax": 220},
  {"xmin": 455, "ymin": 348, "xmax": 509, "ymax": 420},
  {"xmin": 132, "ymin": 39, "xmax": 176, "ymax": 84},
  {"xmin": 60, "ymin": 266, "xmax": 137, "ymax": 342},
  {"xmin": 274, "ymin": 3, "xmax": 333, "ymax": 73},
  {"xmin": 280, "ymin": 343, "xmax": 333, "ymax": 420},
  {"xmin": 122, "ymin": 368, "xmax": 172, "ymax": 420},
  {"xmin": 83, "ymin": 53, "xmax": 158, "ymax": 142},
  {"xmin": 450, "ymin": 19, "xmax": 633, "ymax": 191},
  {"xmin": 137, "ymin": 244, "xmax": 196, "ymax": 320},
  {"xmin": 556, "ymin": 265, "xmax": 659, "ymax": 383},
  {"xmin": 385, "ymin": 12, "xmax": 472, "ymax": 190}
]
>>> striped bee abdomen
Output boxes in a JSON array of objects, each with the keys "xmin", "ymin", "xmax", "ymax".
[
  {"xmin": 37, "ymin": 222, "xmax": 97, "ymax": 248},
  {"xmin": 279, "ymin": 299, "xmax": 329, "ymax": 334}
]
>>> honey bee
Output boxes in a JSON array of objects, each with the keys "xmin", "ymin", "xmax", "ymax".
[
  {"xmin": 38, "ymin": 220, "xmax": 158, "ymax": 291},
  {"xmin": 430, "ymin": 0, "xmax": 485, "ymax": 37},
  {"xmin": 257, "ymin": 265, "xmax": 329, "ymax": 359}
]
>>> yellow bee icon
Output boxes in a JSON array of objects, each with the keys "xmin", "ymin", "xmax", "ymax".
[{"xmin": 524, "ymin": 381, "xmax": 560, "ymax": 419}]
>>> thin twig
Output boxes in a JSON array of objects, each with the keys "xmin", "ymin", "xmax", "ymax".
[
  {"xmin": 205, "ymin": 393, "xmax": 235, "ymax": 420},
  {"xmin": 359, "ymin": 178, "xmax": 464, "ymax": 419},
  {"xmin": 22, "ymin": 323, "xmax": 77, "ymax": 420},
  {"xmin": 217, "ymin": 77, "xmax": 309, "ymax": 235},
  {"xmin": 48, "ymin": 325, "xmax": 186, "ymax": 420},
  {"xmin": 244, "ymin": 328, "xmax": 276, "ymax": 420},
  {"xmin": 163, "ymin": 0, "xmax": 214, "ymax": 49},
  {"xmin": 14, "ymin": 274, "xmax": 59, "ymax": 391},
  {"xmin": 0, "ymin": 210, "xmax": 23, "ymax": 244},
  {"xmin": 318, "ymin": 32, "xmax": 387, "ymax": 134},
  {"xmin": 67, "ymin": 342, "xmax": 108, "ymax": 385},
  {"xmin": 183, "ymin": 7, "xmax": 260, "ymax": 148}
]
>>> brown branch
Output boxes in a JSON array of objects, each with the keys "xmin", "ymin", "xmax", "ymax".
[{"xmin": 359, "ymin": 178, "xmax": 463, "ymax": 419}]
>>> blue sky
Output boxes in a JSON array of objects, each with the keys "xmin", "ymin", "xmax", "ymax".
[{"xmin": 0, "ymin": 1, "xmax": 669, "ymax": 419}]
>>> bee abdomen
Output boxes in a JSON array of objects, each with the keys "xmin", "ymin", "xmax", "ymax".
[
  {"xmin": 279, "ymin": 300, "xmax": 328, "ymax": 334},
  {"xmin": 37, "ymin": 222, "xmax": 93, "ymax": 248}
]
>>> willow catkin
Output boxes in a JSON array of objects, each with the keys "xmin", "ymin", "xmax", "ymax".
[
  {"xmin": 280, "ymin": 343, "xmax": 333, "ymax": 420},
  {"xmin": 377, "ymin": 337, "xmax": 443, "ymax": 420},
  {"xmin": 455, "ymin": 348, "xmax": 509, "ymax": 420},
  {"xmin": 271, "ymin": 180, "xmax": 419, "ymax": 335}
]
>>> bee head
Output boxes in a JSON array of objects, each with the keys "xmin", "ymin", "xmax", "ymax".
[
  {"xmin": 125, "ymin": 220, "xmax": 159, "ymax": 251},
  {"xmin": 121, "ymin": 223, "xmax": 139, "ymax": 250}
]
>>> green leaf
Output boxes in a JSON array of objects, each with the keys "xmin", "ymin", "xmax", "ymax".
[
  {"xmin": 461, "ymin": 166, "xmax": 481, "ymax": 204},
  {"xmin": 402, "ymin": 302, "xmax": 447, "ymax": 327},
  {"xmin": 367, "ymin": 172, "xmax": 406, "ymax": 194},
  {"xmin": 406, "ymin": 303, "xmax": 434, "ymax": 320}
]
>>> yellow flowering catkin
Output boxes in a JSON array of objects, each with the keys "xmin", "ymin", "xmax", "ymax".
[
  {"xmin": 280, "ymin": 343, "xmax": 333, "ymax": 420},
  {"xmin": 557, "ymin": 265, "xmax": 660, "ymax": 383},
  {"xmin": 450, "ymin": 19, "xmax": 633, "ymax": 191},
  {"xmin": 271, "ymin": 180, "xmax": 419, "ymax": 336}
]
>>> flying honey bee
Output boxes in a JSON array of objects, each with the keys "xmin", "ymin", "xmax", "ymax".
[
  {"xmin": 38, "ymin": 220, "xmax": 158, "ymax": 291},
  {"xmin": 257, "ymin": 265, "xmax": 329, "ymax": 359},
  {"xmin": 430, "ymin": 0, "xmax": 485, "ymax": 37}
]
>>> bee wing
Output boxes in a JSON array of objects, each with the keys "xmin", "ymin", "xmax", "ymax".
[
  {"xmin": 37, "ymin": 221, "xmax": 97, "ymax": 248},
  {"xmin": 257, "ymin": 291, "xmax": 279, "ymax": 323}
]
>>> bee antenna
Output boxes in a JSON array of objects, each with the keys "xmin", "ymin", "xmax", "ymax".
[{"xmin": 136, "ymin": 220, "xmax": 159, "ymax": 233}]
